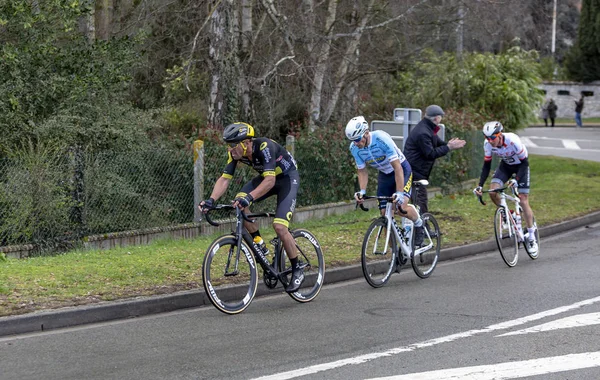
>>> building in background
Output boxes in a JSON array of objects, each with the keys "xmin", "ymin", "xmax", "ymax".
[{"xmin": 539, "ymin": 82, "xmax": 600, "ymax": 118}]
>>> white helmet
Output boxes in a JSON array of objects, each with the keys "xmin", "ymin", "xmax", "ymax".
[
  {"xmin": 482, "ymin": 121, "xmax": 503, "ymax": 137},
  {"xmin": 345, "ymin": 116, "xmax": 369, "ymax": 141}
]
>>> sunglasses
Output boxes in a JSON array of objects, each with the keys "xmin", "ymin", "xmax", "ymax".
[
  {"xmin": 227, "ymin": 142, "xmax": 239, "ymax": 148},
  {"xmin": 485, "ymin": 133, "xmax": 500, "ymax": 141},
  {"xmin": 352, "ymin": 136, "xmax": 363, "ymax": 143}
]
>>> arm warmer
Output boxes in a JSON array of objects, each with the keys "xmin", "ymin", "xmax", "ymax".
[{"xmin": 479, "ymin": 160, "xmax": 492, "ymax": 187}]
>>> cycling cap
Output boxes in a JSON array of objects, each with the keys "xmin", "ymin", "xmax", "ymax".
[
  {"xmin": 482, "ymin": 121, "xmax": 503, "ymax": 137},
  {"xmin": 223, "ymin": 122, "xmax": 255, "ymax": 143},
  {"xmin": 425, "ymin": 105, "xmax": 445, "ymax": 117},
  {"xmin": 345, "ymin": 116, "xmax": 369, "ymax": 141}
]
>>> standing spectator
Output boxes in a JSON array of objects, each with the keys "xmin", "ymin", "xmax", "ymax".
[
  {"xmin": 403, "ymin": 105, "xmax": 466, "ymax": 215},
  {"xmin": 547, "ymin": 98, "xmax": 558, "ymax": 127},
  {"xmin": 574, "ymin": 94, "xmax": 584, "ymax": 128},
  {"xmin": 540, "ymin": 99, "xmax": 549, "ymax": 127}
]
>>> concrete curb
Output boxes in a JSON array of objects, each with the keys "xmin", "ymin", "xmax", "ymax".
[{"xmin": 2, "ymin": 210, "xmax": 600, "ymax": 337}]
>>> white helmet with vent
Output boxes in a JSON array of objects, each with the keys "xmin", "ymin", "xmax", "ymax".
[
  {"xmin": 345, "ymin": 116, "xmax": 369, "ymax": 141},
  {"xmin": 482, "ymin": 121, "xmax": 503, "ymax": 137}
]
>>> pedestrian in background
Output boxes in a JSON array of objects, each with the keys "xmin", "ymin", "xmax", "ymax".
[
  {"xmin": 547, "ymin": 98, "xmax": 558, "ymax": 128},
  {"xmin": 574, "ymin": 94, "xmax": 584, "ymax": 128},
  {"xmin": 540, "ymin": 99, "xmax": 549, "ymax": 127}
]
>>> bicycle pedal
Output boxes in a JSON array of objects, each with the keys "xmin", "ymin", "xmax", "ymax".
[{"xmin": 224, "ymin": 270, "xmax": 239, "ymax": 277}]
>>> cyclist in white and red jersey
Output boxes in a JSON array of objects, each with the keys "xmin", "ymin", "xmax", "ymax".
[{"xmin": 473, "ymin": 121, "xmax": 538, "ymax": 253}]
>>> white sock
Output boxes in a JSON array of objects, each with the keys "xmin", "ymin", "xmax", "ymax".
[
  {"xmin": 527, "ymin": 227, "xmax": 536, "ymax": 241},
  {"xmin": 414, "ymin": 218, "xmax": 423, "ymax": 227}
]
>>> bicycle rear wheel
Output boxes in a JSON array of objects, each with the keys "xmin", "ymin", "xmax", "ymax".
[
  {"xmin": 361, "ymin": 217, "xmax": 397, "ymax": 288},
  {"xmin": 494, "ymin": 208, "xmax": 519, "ymax": 267},
  {"xmin": 202, "ymin": 235, "xmax": 258, "ymax": 314},
  {"xmin": 523, "ymin": 216, "xmax": 540, "ymax": 260},
  {"xmin": 411, "ymin": 213, "xmax": 440, "ymax": 278},
  {"xmin": 278, "ymin": 229, "xmax": 325, "ymax": 303}
]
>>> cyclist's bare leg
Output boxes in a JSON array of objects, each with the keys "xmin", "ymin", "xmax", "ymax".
[
  {"xmin": 402, "ymin": 195, "xmax": 420, "ymax": 222},
  {"xmin": 242, "ymin": 208, "xmax": 259, "ymax": 234},
  {"xmin": 274, "ymin": 222, "xmax": 297, "ymax": 259},
  {"xmin": 519, "ymin": 193, "xmax": 534, "ymax": 228},
  {"xmin": 488, "ymin": 182, "xmax": 503, "ymax": 207}
]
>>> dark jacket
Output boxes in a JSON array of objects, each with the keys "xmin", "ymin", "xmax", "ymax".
[
  {"xmin": 575, "ymin": 98, "xmax": 584, "ymax": 113},
  {"xmin": 403, "ymin": 118, "xmax": 450, "ymax": 180},
  {"xmin": 547, "ymin": 100, "xmax": 558, "ymax": 118}
]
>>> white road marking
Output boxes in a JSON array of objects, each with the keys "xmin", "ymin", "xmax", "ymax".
[
  {"xmin": 368, "ymin": 352, "xmax": 600, "ymax": 380},
  {"xmin": 250, "ymin": 296, "xmax": 600, "ymax": 380},
  {"xmin": 498, "ymin": 312, "xmax": 600, "ymax": 336},
  {"xmin": 520, "ymin": 137, "xmax": 537, "ymax": 148},
  {"xmin": 524, "ymin": 136, "xmax": 592, "ymax": 142},
  {"xmin": 563, "ymin": 139, "xmax": 581, "ymax": 150}
]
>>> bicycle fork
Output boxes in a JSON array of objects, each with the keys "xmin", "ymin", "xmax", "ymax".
[{"xmin": 499, "ymin": 198, "xmax": 525, "ymax": 242}]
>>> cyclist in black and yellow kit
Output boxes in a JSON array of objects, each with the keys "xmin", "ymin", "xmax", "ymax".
[{"xmin": 199, "ymin": 122, "xmax": 304, "ymax": 293}]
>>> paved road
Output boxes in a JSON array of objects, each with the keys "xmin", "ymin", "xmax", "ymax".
[
  {"xmin": 521, "ymin": 127, "xmax": 600, "ymax": 162},
  {"xmin": 1, "ymin": 223, "xmax": 600, "ymax": 380}
]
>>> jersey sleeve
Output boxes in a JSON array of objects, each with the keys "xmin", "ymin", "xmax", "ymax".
[
  {"xmin": 483, "ymin": 140, "xmax": 493, "ymax": 162},
  {"xmin": 258, "ymin": 139, "xmax": 277, "ymax": 177},
  {"xmin": 222, "ymin": 151, "xmax": 237, "ymax": 179},
  {"xmin": 350, "ymin": 145, "xmax": 366, "ymax": 170},
  {"xmin": 512, "ymin": 136, "xmax": 528, "ymax": 161}
]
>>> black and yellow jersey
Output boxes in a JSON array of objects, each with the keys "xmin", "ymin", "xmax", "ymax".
[{"xmin": 222, "ymin": 137, "xmax": 298, "ymax": 179}]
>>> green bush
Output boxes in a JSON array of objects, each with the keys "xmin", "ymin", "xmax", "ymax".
[
  {"xmin": 0, "ymin": 143, "xmax": 75, "ymax": 248},
  {"xmin": 365, "ymin": 48, "xmax": 544, "ymax": 132}
]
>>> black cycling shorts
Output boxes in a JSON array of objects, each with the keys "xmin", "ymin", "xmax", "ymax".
[{"xmin": 237, "ymin": 171, "xmax": 300, "ymax": 227}]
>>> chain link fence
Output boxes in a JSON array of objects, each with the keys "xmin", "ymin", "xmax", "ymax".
[{"xmin": 0, "ymin": 129, "xmax": 484, "ymax": 254}]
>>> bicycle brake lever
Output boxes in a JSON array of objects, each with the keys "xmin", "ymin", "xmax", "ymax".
[{"xmin": 477, "ymin": 195, "xmax": 487, "ymax": 206}]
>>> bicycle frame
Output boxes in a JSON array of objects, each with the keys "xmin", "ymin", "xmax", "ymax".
[
  {"xmin": 205, "ymin": 205, "xmax": 290, "ymax": 281},
  {"xmin": 479, "ymin": 179, "xmax": 526, "ymax": 242},
  {"xmin": 360, "ymin": 196, "xmax": 432, "ymax": 259}
]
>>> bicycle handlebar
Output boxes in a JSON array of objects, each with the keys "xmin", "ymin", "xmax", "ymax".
[
  {"xmin": 355, "ymin": 195, "xmax": 407, "ymax": 214},
  {"xmin": 202, "ymin": 204, "xmax": 276, "ymax": 226},
  {"xmin": 475, "ymin": 180, "xmax": 519, "ymax": 206}
]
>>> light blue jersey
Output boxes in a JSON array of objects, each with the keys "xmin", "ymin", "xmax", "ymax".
[{"xmin": 350, "ymin": 130, "xmax": 407, "ymax": 174}]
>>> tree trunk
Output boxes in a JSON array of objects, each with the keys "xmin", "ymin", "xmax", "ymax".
[
  {"xmin": 78, "ymin": 0, "xmax": 95, "ymax": 42},
  {"xmin": 322, "ymin": 0, "xmax": 375, "ymax": 125},
  {"xmin": 96, "ymin": 0, "xmax": 113, "ymax": 40},
  {"xmin": 307, "ymin": 0, "xmax": 338, "ymax": 130}
]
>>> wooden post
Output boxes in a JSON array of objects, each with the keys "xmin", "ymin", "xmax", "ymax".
[{"xmin": 193, "ymin": 140, "xmax": 204, "ymax": 222}]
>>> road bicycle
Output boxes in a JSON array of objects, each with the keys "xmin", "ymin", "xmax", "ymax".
[
  {"xmin": 201, "ymin": 204, "xmax": 325, "ymax": 314},
  {"xmin": 358, "ymin": 192, "xmax": 440, "ymax": 288},
  {"xmin": 475, "ymin": 179, "xmax": 540, "ymax": 267}
]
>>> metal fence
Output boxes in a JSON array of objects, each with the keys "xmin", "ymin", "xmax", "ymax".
[{"xmin": 0, "ymin": 129, "xmax": 485, "ymax": 253}]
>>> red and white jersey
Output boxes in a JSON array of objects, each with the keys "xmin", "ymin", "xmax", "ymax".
[{"xmin": 483, "ymin": 132, "xmax": 528, "ymax": 165}]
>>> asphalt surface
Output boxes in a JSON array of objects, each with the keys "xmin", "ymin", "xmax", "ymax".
[{"xmin": 2, "ymin": 210, "xmax": 600, "ymax": 338}]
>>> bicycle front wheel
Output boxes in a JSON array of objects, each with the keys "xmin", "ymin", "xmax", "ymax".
[
  {"xmin": 494, "ymin": 208, "xmax": 519, "ymax": 267},
  {"xmin": 278, "ymin": 229, "xmax": 325, "ymax": 303},
  {"xmin": 411, "ymin": 213, "xmax": 440, "ymax": 278},
  {"xmin": 361, "ymin": 217, "xmax": 398, "ymax": 288},
  {"xmin": 202, "ymin": 235, "xmax": 258, "ymax": 314}
]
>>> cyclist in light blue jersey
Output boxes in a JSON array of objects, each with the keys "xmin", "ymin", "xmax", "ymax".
[{"xmin": 346, "ymin": 116, "xmax": 425, "ymax": 246}]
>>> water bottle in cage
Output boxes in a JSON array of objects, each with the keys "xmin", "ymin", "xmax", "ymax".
[
  {"xmin": 514, "ymin": 213, "xmax": 523, "ymax": 238},
  {"xmin": 403, "ymin": 219, "xmax": 413, "ymax": 242}
]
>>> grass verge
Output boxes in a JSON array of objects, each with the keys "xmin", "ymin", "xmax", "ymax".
[{"xmin": 1, "ymin": 155, "xmax": 599, "ymax": 317}]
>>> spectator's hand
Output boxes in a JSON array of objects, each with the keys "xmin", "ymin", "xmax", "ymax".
[
  {"xmin": 448, "ymin": 138, "xmax": 466, "ymax": 150},
  {"xmin": 199, "ymin": 198, "xmax": 215, "ymax": 213},
  {"xmin": 473, "ymin": 186, "xmax": 482, "ymax": 196},
  {"xmin": 354, "ymin": 190, "xmax": 366, "ymax": 204},
  {"xmin": 233, "ymin": 193, "xmax": 254, "ymax": 209},
  {"xmin": 392, "ymin": 191, "xmax": 405, "ymax": 205}
]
